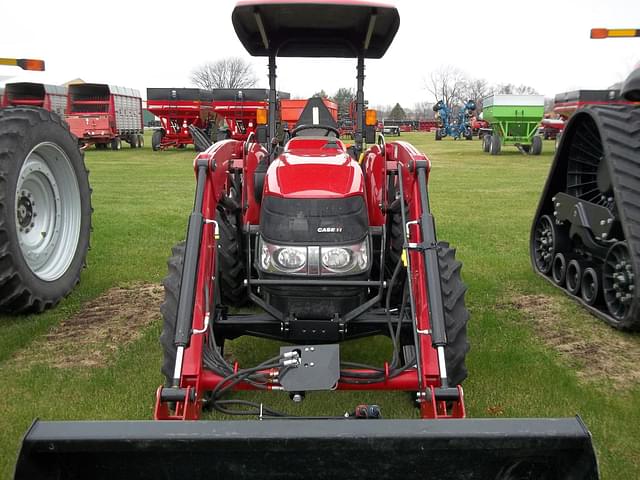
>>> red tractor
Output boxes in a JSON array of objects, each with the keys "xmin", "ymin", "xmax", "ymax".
[{"xmin": 15, "ymin": 3, "xmax": 598, "ymax": 478}]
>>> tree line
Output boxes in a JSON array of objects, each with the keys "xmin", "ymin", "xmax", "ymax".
[{"xmin": 190, "ymin": 58, "xmax": 543, "ymax": 121}]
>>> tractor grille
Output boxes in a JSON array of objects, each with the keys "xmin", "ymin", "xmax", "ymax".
[{"xmin": 260, "ymin": 196, "xmax": 368, "ymax": 245}]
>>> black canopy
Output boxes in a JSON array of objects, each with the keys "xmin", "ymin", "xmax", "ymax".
[{"xmin": 232, "ymin": 1, "xmax": 400, "ymax": 58}]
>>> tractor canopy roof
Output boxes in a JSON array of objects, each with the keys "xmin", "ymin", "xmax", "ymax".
[{"xmin": 232, "ymin": 0, "xmax": 400, "ymax": 58}]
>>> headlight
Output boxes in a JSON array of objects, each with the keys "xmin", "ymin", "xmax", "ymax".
[
  {"xmin": 260, "ymin": 241, "xmax": 306, "ymax": 273},
  {"xmin": 321, "ymin": 247, "xmax": 352, "ymax": 271},
  {"xmin": 320, "ymin": 240, "xmax": 369, "ymax": 274},
  {"xmin": 258, "ymin": 237, "xmax": 369, "ymax": 275},
  {"xmin": 275, "ymin": 247, "xmax": 306, "ymax": 270}
]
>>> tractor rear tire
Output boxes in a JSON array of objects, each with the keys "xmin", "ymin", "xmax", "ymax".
[
  {"xmin": 489, "ymin": 134, "xmax": 501, "ymax": 155},
  {"xmin": 435, "ymin": 129, "xmax": 442, "ymax": 141},
  {"xmin": 152, "ymin": 130, "xmax": 163, "ymax": 151},
  {"xmin": 0, "ymin": 107, "xmax": 92, "ymax": 313}
]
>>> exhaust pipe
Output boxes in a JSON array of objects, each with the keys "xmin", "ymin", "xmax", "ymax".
[{"xmin": 15, "ymin": 417, "xmax": 598, "ymax": 479}]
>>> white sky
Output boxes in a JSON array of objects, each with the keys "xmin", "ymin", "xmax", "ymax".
[{"xmin": 2, "ymin": 0, "xmax": 639, "ymax": 108}]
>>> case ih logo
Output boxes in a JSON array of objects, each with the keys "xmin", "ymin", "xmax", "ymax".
[{"xmin": 317, "ymin": 227, "xmax": 343, "ymax": 233}]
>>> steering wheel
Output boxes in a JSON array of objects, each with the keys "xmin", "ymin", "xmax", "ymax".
[{"xmin": 291, "ymin": 124, "xmax": 340, "ymax": 138}]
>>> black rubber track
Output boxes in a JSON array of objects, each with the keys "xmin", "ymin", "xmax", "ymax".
[
  {"xmin": 530, "ymin": 105, "xmax": 640, "ymax": 330},
  {"xmin": 0, "ymin": 107, "xmax": 92, "ymax": 313}
]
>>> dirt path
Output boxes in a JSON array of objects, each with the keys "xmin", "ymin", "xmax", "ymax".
[
  {"xmin": 510, "ymin": 293, "xmax": 640, "ymax": 390},
  {"xmin": 12, "ymin": 283, "xmax": 163, "ymax": 369}
]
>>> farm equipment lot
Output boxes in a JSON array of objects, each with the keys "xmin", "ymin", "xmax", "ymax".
[{"xmin": 0, "ymin": 132, "xmax": 638, "ymax": 478}]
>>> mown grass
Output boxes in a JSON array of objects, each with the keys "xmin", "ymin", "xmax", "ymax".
[{"xmin": 0, "ymin": 132, "xmax": 638, "ymax": 479}]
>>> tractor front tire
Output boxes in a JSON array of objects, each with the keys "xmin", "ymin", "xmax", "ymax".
[
  {"xmin": 437, "ymin": 242, "xmax": 470, "ymax": 386},
  {"xmin": 435, "ymin": 129, "xmax": 442, "ymax": 141},
  {"xmin": 0, "ymin": 107, "xmax": 92, "ymax": 313},
  {"xmin": 398, "ymin": 241, "xmax": 470, "ymax": 387},
  {"xmin": 160, "ymin": 229, "xmax": 244, "ymax": 382},
  {"xmin": 160, "ymin": 242, "xmax": 184, "ymax": 383},
  {"xmin": 217, "ymin": 209, "xmax": 248, "ymax": 307}
]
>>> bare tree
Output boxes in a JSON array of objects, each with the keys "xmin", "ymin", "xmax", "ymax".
[
  {"xmin": 461, "ymin": 78, "xmax": 492, "ymax": 111},
  {"xmin": 191, "ymin": 57, "xmax": 258, "ymax": 89},
  {"xmin": 425, "ymin": 66, "xmax": 467, "ymax": 109},
  {"xmin": 495, "ymin": 83, "xmax": 539, "ymax": 95},
  {"xmin": 413, "ymin": 101, "xmax": 435, "ymax": 120}
]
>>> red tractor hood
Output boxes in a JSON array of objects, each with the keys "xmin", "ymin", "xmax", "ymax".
[{"xmin": 264, "ymin": 138, "xmax": 364, "ymax": 198}]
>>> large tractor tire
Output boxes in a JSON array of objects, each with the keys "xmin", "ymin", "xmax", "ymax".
[
  {"xmin": 159, "ymin": 242, "xmax": 184, "ymax": 382},
  {"xmin": 160, "ymin": 210, "xmax": 248, "ymax": 380},
  {"xmin": 437, "ymin": 242, "xmax": 470, "ymax": 386},
  {"xmin": 386, "ymin": 203, "xmax": 469, "ymax": 385},
  {"xmin": 397, "ymin": 241, "xmax": 470, "ymax": 387},
  {"xmin": 0, "ymin": 107, "xmax": 92, "ymax": 313},
  {"xmin": 216, "ymin": 208, "xmax": 249, "ymax": 307}
]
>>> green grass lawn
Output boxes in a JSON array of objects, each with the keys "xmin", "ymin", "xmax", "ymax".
[{"xmin": 0, "ymin": 132, "xmax": 638, "ymax": 478}]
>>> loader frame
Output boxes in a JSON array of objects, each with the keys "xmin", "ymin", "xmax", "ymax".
[{"xmin": 155, "ymin": 136, "xmax": 465, "ymax": 421}]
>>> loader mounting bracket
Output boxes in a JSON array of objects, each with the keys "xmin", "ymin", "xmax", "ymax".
[{"xmin": 279, "ymin": 344, "xmax": 340, "ymax": 391}]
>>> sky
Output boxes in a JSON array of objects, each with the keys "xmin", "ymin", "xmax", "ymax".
[{"xmin": 2, "ymin": 0, "xmax": 639, "ymax": 109}]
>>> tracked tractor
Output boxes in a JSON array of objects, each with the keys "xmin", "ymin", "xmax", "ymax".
[
  {"xmin": 0, "ymin": 58, "xmax": 91, "ymax": 313},
  {"xmin": 15, "ymin": 4, "xmax": 598, "ymax": 479},
  {"xmin": 531, "ymin": 28, "xmax": 640, "ymax": 330}
]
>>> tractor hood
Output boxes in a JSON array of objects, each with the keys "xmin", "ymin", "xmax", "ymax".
[{"xmin": 264, "ymin": 138, "xmax": 364, "ymax": 198}]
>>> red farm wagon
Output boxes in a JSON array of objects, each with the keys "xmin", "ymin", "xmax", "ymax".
[
  {"xmin": 146, "ymin": 88, "xmax": 216, "ymax": 151},
  {"xmin": 212, "ymin": 88, "xmax": 291, "ymax": 142},
  {"xmin": 1, "ymin": 82, "xmax": 67, "ymax": 117},
  {"xmin": 65, "ymin": 83, "xmax": 144, "ymax": 150}
]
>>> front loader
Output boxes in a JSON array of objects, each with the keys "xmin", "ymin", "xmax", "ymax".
[{"xmin": 15, "ymin": 2, "xmax": 598, "ymax": 479}]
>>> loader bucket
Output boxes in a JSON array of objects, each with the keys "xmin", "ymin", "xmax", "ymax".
[{"xmin": 15, "ymin": 417, "xmax": 598, "ymax": 479}]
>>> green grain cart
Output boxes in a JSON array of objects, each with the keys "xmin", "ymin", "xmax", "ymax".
[{"xmin": 481, "ymin": 94, "xmax": 545, "ymax": 155}]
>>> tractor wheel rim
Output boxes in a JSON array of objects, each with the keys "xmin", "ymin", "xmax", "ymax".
[
  {"xmin": 533, "ymin": 215, "xmax": 555, "ymax": 274},
  {"xmin": 15, "ymin": 142, "xmax": 82, "ymax": 281},
  {"xmin": 603, "ymin": 242, "xmax": 634, "ymax": 321}
]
